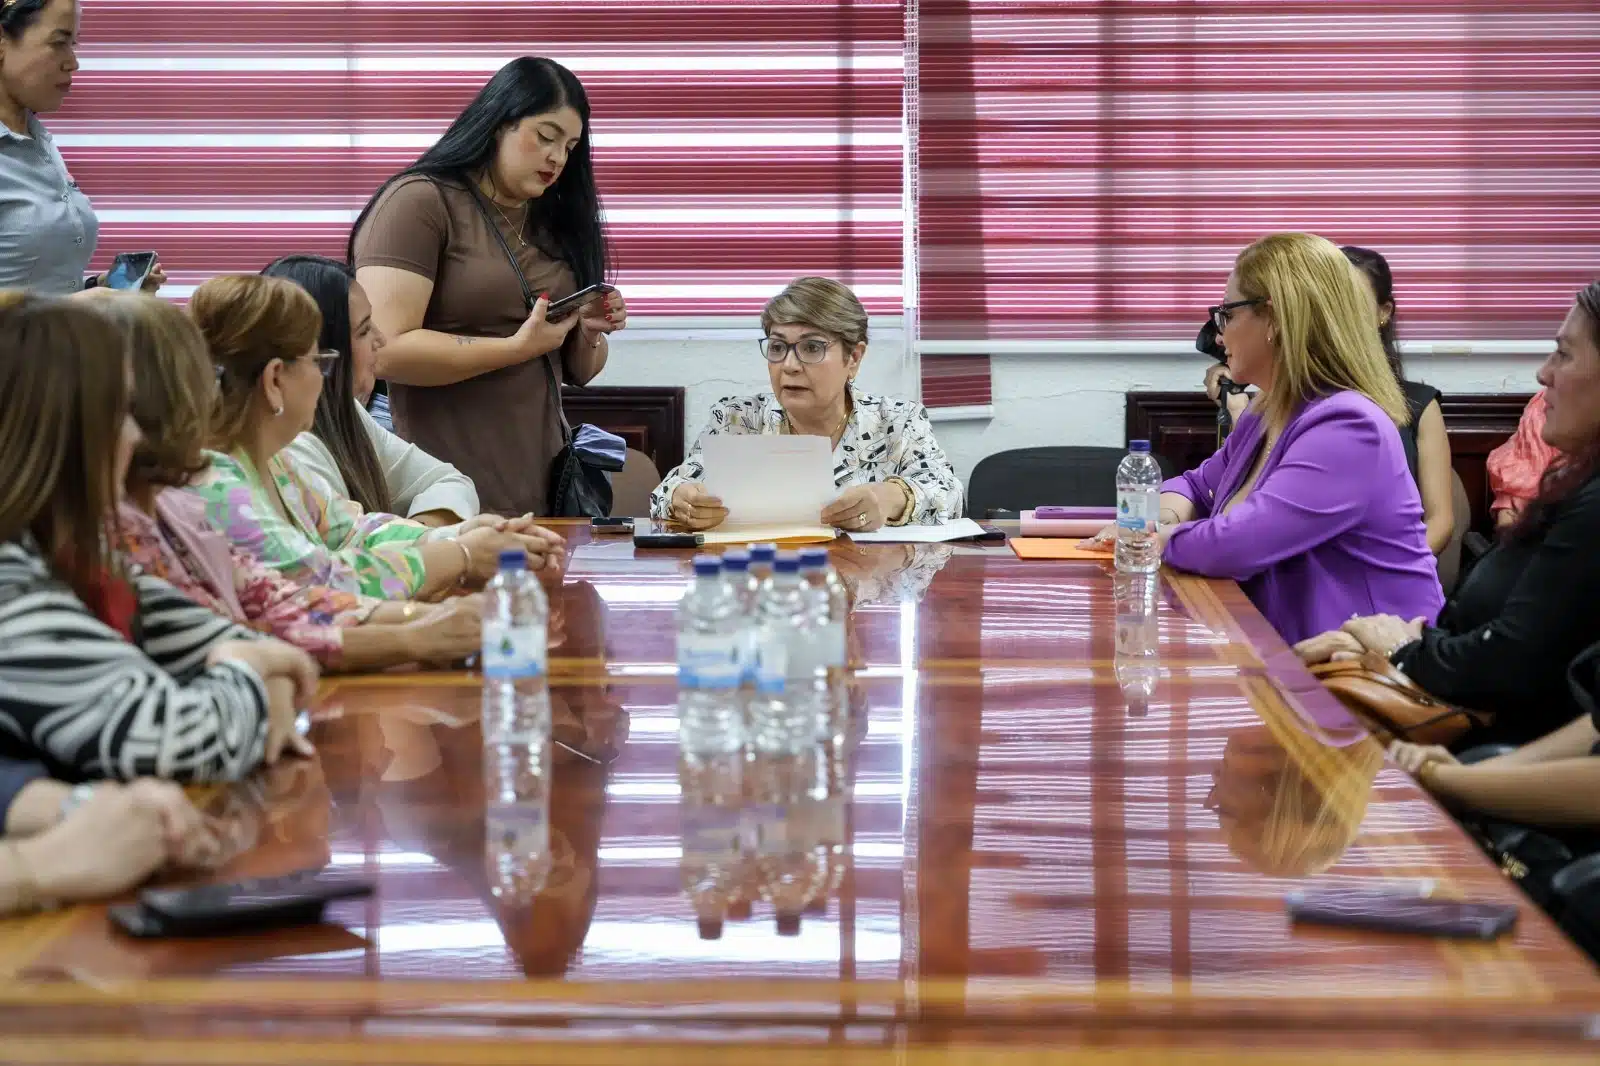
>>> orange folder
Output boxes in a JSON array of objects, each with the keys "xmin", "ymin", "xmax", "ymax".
[{"xmin": 1008, "ymin": 537, "xmax": 1114, "ymax": 561}]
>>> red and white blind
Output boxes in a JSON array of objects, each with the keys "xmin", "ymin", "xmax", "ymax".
[
  {"xmin": 60, "ymin": 0, "xmax": 906, "ymax": 321},
  {"xmin": 916, "ymin": 0, "xmax": 1600, "ymax": 406}
]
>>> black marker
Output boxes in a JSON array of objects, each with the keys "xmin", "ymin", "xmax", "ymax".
[{"xmin": 633, "ymin": 533, "xmax": 704, "ymax": 549}]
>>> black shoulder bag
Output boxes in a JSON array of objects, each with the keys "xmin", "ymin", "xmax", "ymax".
[{"xmin": 465, "ymin": 186, "xmax": 625, "ymax": 518}]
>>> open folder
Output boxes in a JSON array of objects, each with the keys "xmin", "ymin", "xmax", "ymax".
[{"xmin": 699, "ymin": 434, "xmax": 839, "ymax": 546}]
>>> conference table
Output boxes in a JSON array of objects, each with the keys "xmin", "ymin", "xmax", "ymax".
[{"xmin": 2, "ymin": 522, "xmax": 1599, "ymax": 1064}]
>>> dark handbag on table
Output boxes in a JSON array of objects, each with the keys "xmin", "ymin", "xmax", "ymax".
[
  {"xmin": 1308, "ymin": 650, "xmax": 1489, "ymax": 746},
  {"xmin": 465, "ymin": 183, "xmax": 626, "ymax": 518}
]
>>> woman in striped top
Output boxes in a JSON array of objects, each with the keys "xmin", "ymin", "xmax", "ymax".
[{"xmin": 0, "ymin": 294, "xmax": 314, "ymax": 782}]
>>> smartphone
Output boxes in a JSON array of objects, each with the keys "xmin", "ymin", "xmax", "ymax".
[
  {"xmin": 103, "ymin": 251, "xmax": 157, "ymax": 290},
  {"xmin": 1286, "ymin": 889, "xmax": 1519, "ymax": 940},
  {"xmin": 544, "ymin": 283, "xmax": 617, "ymax": 322},
  {"xmin": 590, "ymin": 516, "xmax": 633, "ymax": 533}
]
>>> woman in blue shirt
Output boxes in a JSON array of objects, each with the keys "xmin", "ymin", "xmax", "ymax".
[{"xmin": 0, "ymin": 0, "xmax": 163, "ymax": 293}]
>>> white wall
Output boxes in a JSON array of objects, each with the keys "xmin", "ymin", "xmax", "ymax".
[{"xmin": 595, "ymin": 325, "xmax": 1542, "ymax": 487}]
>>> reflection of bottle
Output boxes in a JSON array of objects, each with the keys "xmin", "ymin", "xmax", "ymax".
[
  {"xmin": 485, "ymin": 735, "xmax": 553, "ymax": 905},
  {"xmin": 798, "ymin": 548, "xmax": 849, "ymax": 745},
  {"xmin": 748, "ymin": 749, "xmax": 826, "ymax": 935},
  {"xmin": 803, "ymin": 737, "xmax": 849, "ymax": 914},
  {"xmin": 1113, "ymin": 571, "xmax": 1160, "ymax": 715},
  {"xmin": 678, "ymin": 751, "xmax": 743, "ymax": 939}
]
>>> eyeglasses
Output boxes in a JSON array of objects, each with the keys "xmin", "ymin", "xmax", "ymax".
[
  {"xmin": 1209, "ymin": 298, "xmax": 1265, "ymax": 334},
  {"xmin": 759, "ymin": 336, "xmax": 834, "ymax": 365},
  {"xmin": 307, "ymin": 349, "xmax": 341, "ymax": 378}
]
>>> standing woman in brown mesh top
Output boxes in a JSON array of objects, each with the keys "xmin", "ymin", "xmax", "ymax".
[{"xmin": 348, "ymin": 58, "xmax": 627, "ymax": 517}]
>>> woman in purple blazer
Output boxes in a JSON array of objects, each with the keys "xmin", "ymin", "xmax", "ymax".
[{"xmin": 1153, "ymin": 233, "xmax": 1444, "ymax": 644}]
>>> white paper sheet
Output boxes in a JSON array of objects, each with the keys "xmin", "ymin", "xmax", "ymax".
[
  {"xmin": 848, "ymin": 518, "xmax": 988, "ymax": 543},
  {"xmin": 701, "ymin": 434, "xmax": 838, "ymax": 533}
]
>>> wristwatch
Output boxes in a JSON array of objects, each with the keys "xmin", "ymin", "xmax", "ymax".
[{"xmin": 58, "ymin": 783, "xmax": 96, "ymax": 823}]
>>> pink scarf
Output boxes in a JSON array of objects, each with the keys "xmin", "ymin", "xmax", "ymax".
[{"xmin": 116, "ymin": 490, "xmax": 247, "ymax": 621}]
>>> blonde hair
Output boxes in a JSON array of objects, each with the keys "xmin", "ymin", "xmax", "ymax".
[
  {"xmin": 189, "ymin": 274, "xmax": 322, "ymax": 450},
  {"xmin": 1235, "ymin": 233, "xmax": 1408, "ymax": 432},
  {"xmin": 760, "ymin": 276, "xmax": 869, "ymax": 348},
  {"xmin": 97, "ymin": 294, "xmax": 217, "ymax": 490}
]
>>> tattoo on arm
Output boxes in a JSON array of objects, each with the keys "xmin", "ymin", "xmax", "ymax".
[{"xmin": 453, "ymin": 336, "xmax": 474, "ymax": 345}]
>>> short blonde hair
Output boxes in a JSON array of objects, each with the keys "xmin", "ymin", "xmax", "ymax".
[
  {"xmin": 97, "ymin": 294, "xmax": 216, "ymax": 490},
  {"xmin": 189, "ymin": 275, "xmax": 322, "ymax": 450},
  {"xmin": 760, "ymin": 276, "xmax": 869, "ymax": 348},
  {"xmin": 1235, "ymin": 233, "xmax": 1408, "ymax": 432}
]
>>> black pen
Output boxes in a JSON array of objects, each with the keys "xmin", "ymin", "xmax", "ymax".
[{"xmin": 633, "ymin": 532, "xmax": 704, "ymax": 549}]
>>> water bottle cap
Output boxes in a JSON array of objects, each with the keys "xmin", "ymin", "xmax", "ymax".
[
  {"xmin": 773, "ymin": 554, "xmax": 801, "ymax": 574},
  {"xmin": 722, "ymin": 549, "xmax": 750, "ymax": 564},
  {"xmin": 721, "ymin": 551, "xmax": 750, "ymax": 572},
  {"xmin": 691, "ymin": 554, "xmax": 722, "ymax": 576},
  {"xmin": 1128, "ymin": 439, "xmax": 1151, "ymax": 453},
  {"xmin": 775, "ymin": 912, "xmax": 801, "ymax": 936},
  {"xmin": 798, "ymin": 547, "xmax": 828, "ymax": 567},
  {"xmin": 748, "ymin": 543, "xmax": 778, "ymax": 562},
  {"xmin": 497, "ymin": 548, "xmax": 527, "ymax": 569}
]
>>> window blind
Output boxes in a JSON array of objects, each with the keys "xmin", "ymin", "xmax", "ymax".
[
  {"xmin": 60, "ymin": 1, "xmax": 906, "ymax": 323},
  {"xmin": 916, "ymin": 0, "xmax": 1600, "ymax": 405}
]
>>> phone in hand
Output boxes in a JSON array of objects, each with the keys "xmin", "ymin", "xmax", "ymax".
[
  {"xmin": 103, "ymin": 251, "xmax": 158, "ymax": 290},
  {"xmin": 544, "ymin": 283, "xmax": 617, "ymax": 322},
  {"xmin": 1286, "ymin": 889, "xmax": 1519, "ymax": 940}
]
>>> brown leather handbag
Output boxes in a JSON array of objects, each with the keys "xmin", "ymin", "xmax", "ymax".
[{"xmin": 1309, "ymin": 651, "xmax": 1489, "ymax": 746}]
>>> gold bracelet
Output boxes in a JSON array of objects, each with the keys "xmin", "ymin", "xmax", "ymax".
[
  {"xmin": 3, "ymin": 839, "xmax": 41, "ymax": 913},
  {"xmin": 886, "ymin": 477, "xmax": 915, "ymax": 526},
  {"xmin": 454, "ymin": 540, "xmax": 473, "ymax": 587},
  {"xmin": 400, "ymin": 602, "xmax": 419, "ymax": 622}
]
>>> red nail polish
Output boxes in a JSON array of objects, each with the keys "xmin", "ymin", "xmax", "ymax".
[{"xmin": 539, "ymin": 291, "xmax": 549, "ymax": 300}]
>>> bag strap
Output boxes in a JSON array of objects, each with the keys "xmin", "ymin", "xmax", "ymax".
[{"xmin": 460, "ymin": 180, "xmax": 573, "ymax": 443}]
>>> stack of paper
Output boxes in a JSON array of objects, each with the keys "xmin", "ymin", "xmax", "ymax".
[
  {"xmin": 849, "ymin": 518, "xmax": 988, "ymax": 543},
  {"xmin": 699, "ymin": 434, "xmax": 839, "ymax": 545}
]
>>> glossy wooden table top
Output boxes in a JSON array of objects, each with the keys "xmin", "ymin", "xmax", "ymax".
[{"xmin": 3, "ymin": 524, "xmax": 1598, "ymax": 1064}]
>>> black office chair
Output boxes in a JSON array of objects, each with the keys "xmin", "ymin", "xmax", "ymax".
[{"xmin": 964, "ymin": 446, "xmax": 1176, "ymax": 519}]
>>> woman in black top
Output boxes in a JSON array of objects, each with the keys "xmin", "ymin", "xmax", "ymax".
[
  {"xmin": 1299, "ymin": 281, "xmax": 1600, "ymax": 745},
  {"xmin": 1388, "ymin": 640, "xmax": 1600, "ymax": 831}
]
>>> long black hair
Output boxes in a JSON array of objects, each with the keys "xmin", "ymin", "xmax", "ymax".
[
  {"xmin": 346, "ymin": 57, "xmax": 609, "ymax": 289},
  {"xmin": 0, "ymin": 0, "xmax": 53, "ymax": 39},
  {"xmin": 1340, "ymin": 245, "xmax": 1403, "ymax": 381},
  {"xmin": 260, "ymin": 254, "xmax": 394, "ymax": 515}
]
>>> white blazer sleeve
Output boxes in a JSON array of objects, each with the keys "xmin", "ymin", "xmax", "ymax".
[{"xmin": 358, "ymin": 403, "xmax": 481, "ymax": 520}]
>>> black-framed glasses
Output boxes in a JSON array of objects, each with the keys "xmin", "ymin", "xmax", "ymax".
[
  {"xmin": 759, "ymin": 336, "xmax": 834, "ymax": 365},
  {"xmin": 1208, "ymin": 298, "xmax": 1265, "ymax": 334}
]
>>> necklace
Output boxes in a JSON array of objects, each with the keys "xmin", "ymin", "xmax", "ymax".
[
  {"xmin": 782, "ymin": 402, "xmax": 851, "ymax": 446},
  {"xmin": 479, "ymin": 173, "xmax": 529, "ymax": 248}
]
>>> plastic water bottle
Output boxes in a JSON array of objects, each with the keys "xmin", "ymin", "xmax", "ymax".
[
  {"xmin": 481, "ymin": 549, "xmax": 552, "ymax": 904},
  {"xmin": 749, "ymin": 553, "xmax": 821, "ymax": 755},
  {"xmin": 1115, "ymin": 439, "xmax": 1163, "ymax": 574},
  {"xmin": 748, "ymin": 542, "xmax": 777, "ymax": 585},
  {"xmin": 677, "ymin": 555, "xmax": 744, "ymax": 759},
  {"xmin": 798, "ymin": 548, "xmax": 848, "ymax": 743}
]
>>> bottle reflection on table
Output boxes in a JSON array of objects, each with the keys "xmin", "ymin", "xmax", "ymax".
[
  {"xmin": 678, "ymin": 734, "xmax": 854, "ymax": 939},
  {"xmin": 485, "ymin": 734, "xmax": 553, "ymax": 906},
  {"xmin": 1114, "ymin": 571, "xmax": 1161, "ymax": 716}
]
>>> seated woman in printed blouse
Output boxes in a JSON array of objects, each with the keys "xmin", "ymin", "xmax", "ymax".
[
  {"xmin": 182, "ymin": 275, "xmax": 561, "ymax": 601},
  {"xmin": 651, "ymin": 277, "xmax": 963, "ymax": 531},
  {"xmin": 99, "ymin": 293, "xmax": 482, "ymax": 672}
]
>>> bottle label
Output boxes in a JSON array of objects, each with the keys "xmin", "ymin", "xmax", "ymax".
[
  {"xmin": 679, "ymin": 633, "xmax": 741, "ymax": 689},
  {"xmin": 754, "ymin": 633, "xmax": 789, "ymax": 693},
  {"xmin": 1116, "ymin": 488, "xmax": 1160, "ymax": 533},
  {"xmin": 482, "ymin": 622, "xmax": 547, "ymax": 679}
]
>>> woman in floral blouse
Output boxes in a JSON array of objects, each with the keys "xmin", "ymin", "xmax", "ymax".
[
  {"xmin": 99, "ymin": 293, "xmax": 482, "ymax": 671},
  {"xmin": 651, "ymin": 277, "xmax": 963, "ymax": 531},
  {"xmin": 182, "ymin": 275, "xmax": 560, "ymax": 600}
]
